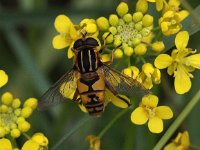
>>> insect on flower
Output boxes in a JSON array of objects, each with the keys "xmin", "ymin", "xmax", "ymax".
[{"xmin": 39, "ymin": 32, "xmax": 150, "ymax": 116}]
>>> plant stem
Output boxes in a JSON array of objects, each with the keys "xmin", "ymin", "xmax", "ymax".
[
  {"xmin": 98, "ymin": 106, "xmax": 132, "ymax": 138},
  {"xmin": 23, "ymin": 133, "xmax": 31, "ymax": 139},
  {"xmin": 153, "ymin": 89, "xmax": 200, "ymax": 150}
]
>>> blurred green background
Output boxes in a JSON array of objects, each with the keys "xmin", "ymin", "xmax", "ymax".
[{"xmin": 0, "ymin": 0, "xmax": 200, "ymax": 149}]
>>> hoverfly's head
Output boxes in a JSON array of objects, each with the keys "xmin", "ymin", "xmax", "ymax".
[{"xmin": 73, "ymin": 37, "xmax": 99, "ymax": 51}]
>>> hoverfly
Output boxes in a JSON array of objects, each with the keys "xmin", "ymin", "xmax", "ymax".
[{"xmin": 39, "ymin": 33, "xmax": 150, "ymax": 116}]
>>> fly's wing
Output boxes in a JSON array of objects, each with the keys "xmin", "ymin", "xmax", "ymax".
[
  {"xmin": 39, "ymin": 69, "xmax": 78, "ymax": 110},
  {"xmin": 101, "ymin": 64, "xmax": 150, "ymax": 100}
]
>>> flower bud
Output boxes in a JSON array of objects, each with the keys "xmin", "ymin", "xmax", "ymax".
[
  {"xmin": 152, "ymin": 41, "xmax": 165, "ymax": 52},
  {"xmin": 134, "ymin": 44, "xmax": 147, "ymax": 55},
  {"xmin": 124, "ymin": 47, "xmax": 134, "ymax": 56},
  {"xmin": 96, "ymin": 17, "xmax": 109, "ymax": 30},
  {"xmin": 116, "ymin": 2, "xmax": 129, "ymax": 16},
  {"xmin": 1, "ymin": 92, "xmax": 13, "ymax": 105},
  {"xmin": 109, "ymin": 14, "xmax": 119, "ymax": 26},
  {"xmin": 114, "ymin": 49, "xmax": 123, "ymax": 59},
  {"xmin": 132, "ymin": 12, "xmax": 143, "ymax": 23},
  {"xmin": 142, "ymin": 14, "xmax": 153, "ymax": 27},
  {"xmin": 123, "ymin": 13, "xmax": 132, "ymax": 23}
]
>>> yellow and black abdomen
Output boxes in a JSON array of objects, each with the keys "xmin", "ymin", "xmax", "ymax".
[
  {"xmin": 76, "ymin": 49, "xmax": 98, "ymax": 73},
  {"xmin": 77, "ymin": 70, "xmax": 105, "ymax": 116}
]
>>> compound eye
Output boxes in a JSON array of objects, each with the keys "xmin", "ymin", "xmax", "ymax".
[
  {"xmin": 74, "ymin": 39, "xmax": 83, "ymax": 49},
  {"xmin": 85, "ymin": 38, "xmax": 99, "ymax": 47}
]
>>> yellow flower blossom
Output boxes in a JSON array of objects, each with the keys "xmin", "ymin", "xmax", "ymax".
[
  {"xmin": 97, "ymin": 2, "xmax": 153, "ymax": 58},
  {"xmin": 52, "ymin": 15, "xmax": 99, "ymax": 58},
  {"xmin": 86, "ymin": 135, "xmax": 100, "ymax": 150},
  {"xmin": 154, "ymin": 31, "xmax": 200, "ymax": 94},
  {"xmin": 159, "ymin": 10, "xmax": 189, "ymax": 36},
  {"xmin": 164, "ymin": 131, "xmax": 190, "ymax": 150},
  {"xmin": 0, "ymin": 70, "xmax": 8, "ymax": 88},
  {"xmin": 0, "ymin": 92, "xmax": 38, "ymax": 138},
  {"xmin": 137, "ymin": 63, "xmax": 161, "ymax": 89},
  {"xmin": 22, "ymin": 133, "xmax": 48, "ymax": 150},
  {"xmin": 0, "ymin": 138, "xmax": 12, "ymax": 150},
  {"xmin": 131, "ymin": 94, "xmax": 173, "ymax": 133}
]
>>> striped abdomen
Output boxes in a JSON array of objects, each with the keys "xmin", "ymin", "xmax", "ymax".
[{"xmin": 76, "ymin": 49, "xmax": 98, "ymax": 73}]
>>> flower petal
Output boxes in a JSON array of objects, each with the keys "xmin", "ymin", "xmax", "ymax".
[
  {"xmin": 175, "ymin": 31, "xmax": 189, "ymax": 50},
  {"xmin": 154, "ymin": 54, "xmax": 173, "ymax": 69},
  {"xmin": 54, "ymin": 15, "xmax": 72, "ymax": 33},
  {"xmin": 179, "ymin": 10, "xmax": 189, "ymax": 22},
  {"xmin": 52, "ymin": 35, "xmax": 70, "ymax": 49},
  {"xmin": 69, "ymin": 25, "xmax": 79, "ymax": 40},
  {"xmin": 67, "ymin": 46, "xmax": 74, "ymax": 59},
  {"xmin": 148, "ymin": 117, "xmax": 163, "ymax": 133},
  {"xmin": 22, "ymin": 140, "xmax": 39, "ymax": 150},
  {"xmin": 185, "ymin": 54, "xmax": 200, "ymax": 69},
  {"xmin": 142, "ymin": 94, "xmax": 158, "ymax": 108},
  {"xmin": 155, "ymin": 106, "xmax": 173, "ymax": 119},
  {"xmin": 156, "ymin": 0, "xmax": 163, "ymax": 11},
  {"xmin": 131, "ymin": 107, "xmax": 148, "ymax": 125},
  {"xmin": 174, "ymin": 66, "xmax": 191, "ymax": 94},
  {"xmin": 0, "ymin": 138, "xmax": 12, "ymax": 150},
  {"xmin": 0, "ymin": 70, "xmax": 8, "ymax": 88},
  {"xmin": 181, "ymin": 131, "xmax": 190, "ymax": 148}
]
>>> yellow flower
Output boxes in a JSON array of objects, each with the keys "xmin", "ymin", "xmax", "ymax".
[
  {"xmin": 0, "ymin": 138, "xmax": 12, "ymax": 150},
  {"xmin": 98, "ymin": 2, "xmax": 153, "ymax": 58},
  {"xmin": 154, "ymin": 31, "xmax": 200, "ymax": 94},
  {"xmin": 86, "ymin": 135, "xmax": 100, "ymax": 150},
  {"xmin": 52, "ymin": 15, "xmax": 98, "ymax": 58},
  {"xmin": 22, "ymin": 133, "xmax": 48, "ymax": 150},
  {"xmin": 0, "ymin": 92, "xmax": 38, "ymax": 138},
  {"xmin": 131, "ymin": 94, "xmax": 173, "ymax": 133},
  {"xmin": 164, "ymin": 131, "xmax": 190, "ymax": 150},
  {"xmin": 0, "ymin": 70, "xmax": 8, "ymax": 88},
  {"xmin": 137, "ymin": 63, "xmax": 161, "ymax": 89},
  {"xmin": 159, "ymin": 10, "xmax": 189, "ymax": 36}
]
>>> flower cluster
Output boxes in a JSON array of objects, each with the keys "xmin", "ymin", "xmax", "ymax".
[
  {"xmin": 0, "ymin": 132, "xmax": 48, "ymax": 150},
  {"xmin": 97, "ymin": 2, "xmax": 154, "ymax": 58},
  {"xmin": 123, "ymin": 63, "xmax": 161, "ymax": 89},
  {"xmin": 0, "ymin": 70, "xmax": 48, "ymax": 150},
  {"xmin": 0, "ymin": 92, "xmax": 37, "ymax": 138}
]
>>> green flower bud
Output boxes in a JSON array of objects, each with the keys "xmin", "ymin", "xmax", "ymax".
[
  {"xmin": 123, "ymin": 13, "xmax": 132, "ymax": 23},
  {"xmin": 116, "ymin": 2, "xmax": 129, "ymax": 16},
  {"xmin": 96, "ymin": 17, "xmax": 109, "ymax": 30},
  {"xmin": 132, "ymin": 12, "xmax": 143, "ymax": 23},
  {"xmin": 109, "ymin": 14, "xmax": 119, "ymax": 26},
  {"xmin": 142, "ymin": 14, "xmax": 153, "ymax": 27},
  {"xmin": 134, "ymin": 44, "xmax": 147, "ymax": 55}
]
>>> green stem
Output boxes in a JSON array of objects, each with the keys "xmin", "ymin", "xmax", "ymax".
[
  {"xmin": 23, "ymin": 133, "xmax": 31, "ymax": 139},
  {"xmin": 98, "ymin": 106, "xmax": 132, "ymax": 138},
  {"xmin": 153, "ymin": 89, "xmax": 200, "ymax": 150}
]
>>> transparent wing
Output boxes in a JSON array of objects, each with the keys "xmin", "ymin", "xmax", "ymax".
[
  {"xmin": 101, "ymin": 64, "xmax": 150, "ymax": 100},
  {"xmin": 38, "ymin": 69, "xmax": 78, "ymax": 110}
]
